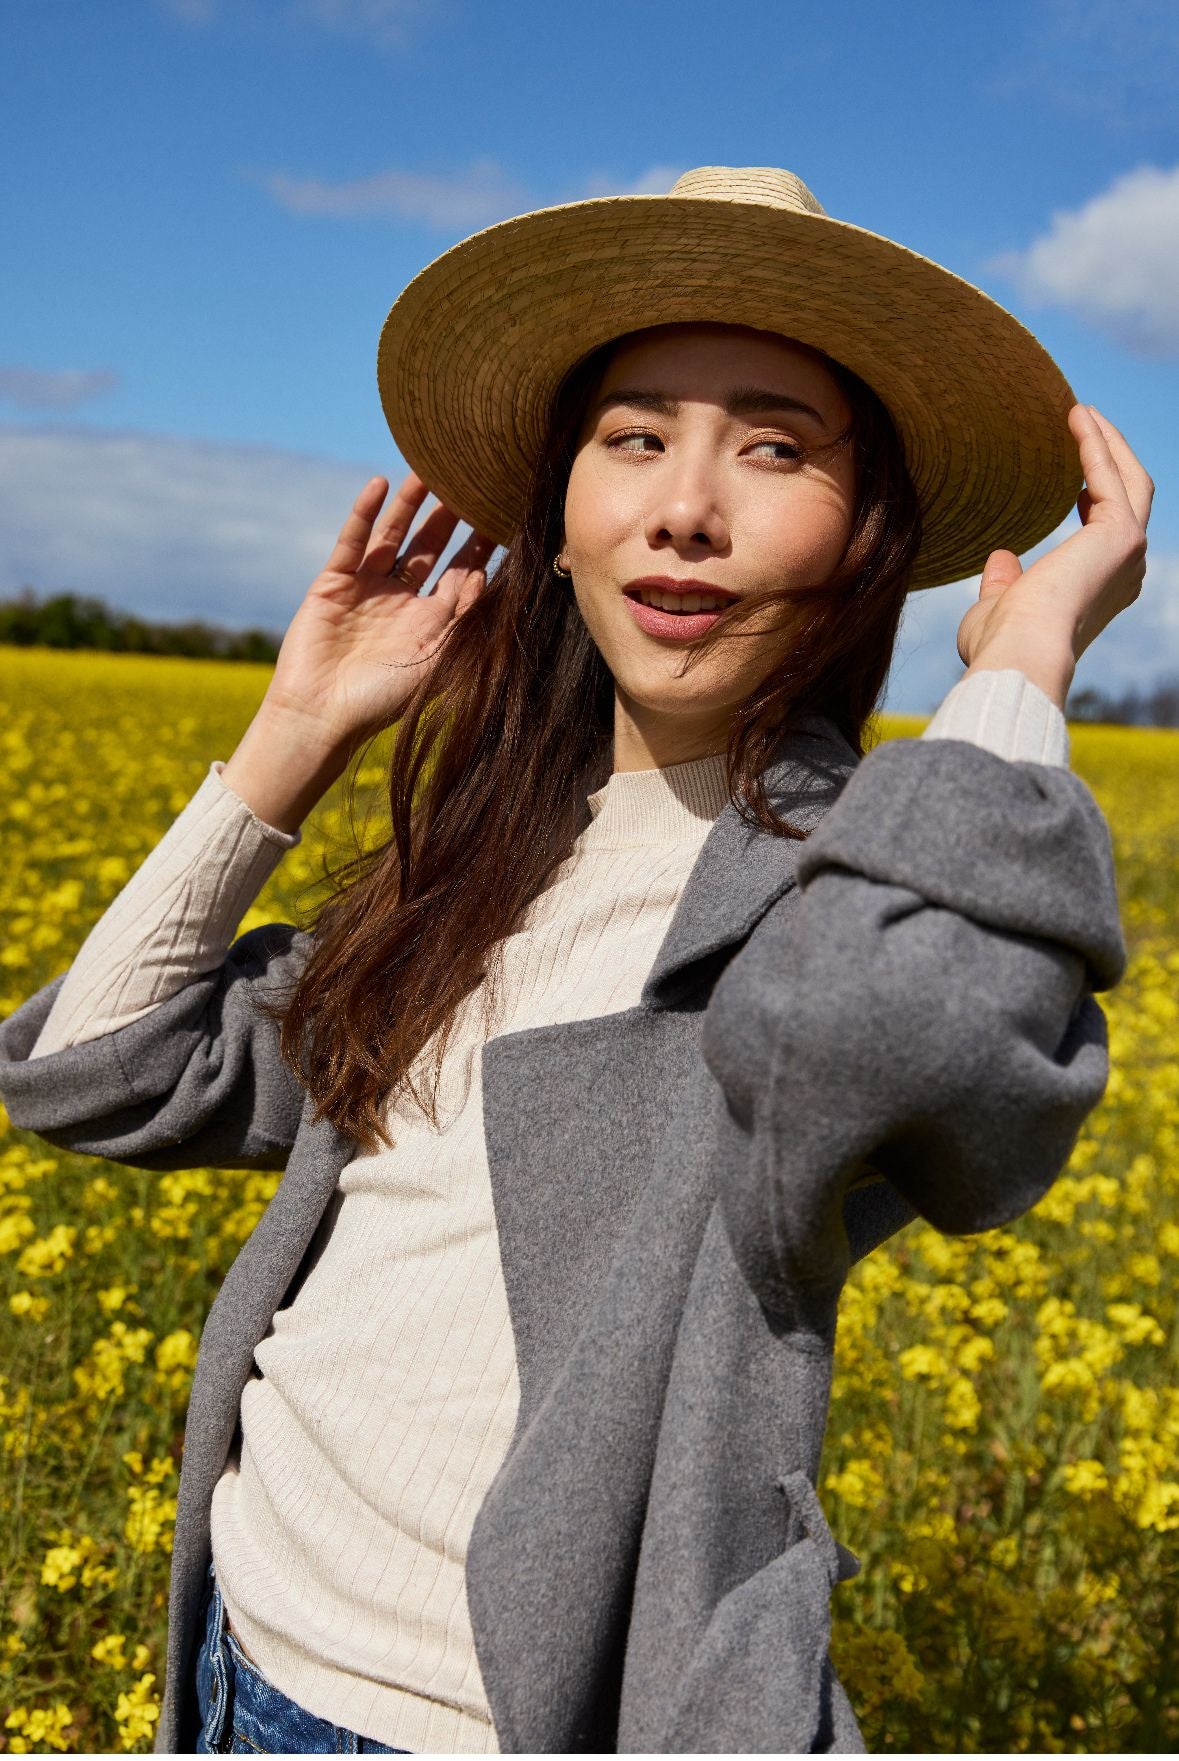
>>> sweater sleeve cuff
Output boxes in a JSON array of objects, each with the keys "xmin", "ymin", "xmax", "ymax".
[
  {"xmin": 920, "ymin": 668, "xmax": 1070, "ymax": 767},
  {"xmin": 209, "ymin": 760, "xmax": 303, "ymax": 846}
]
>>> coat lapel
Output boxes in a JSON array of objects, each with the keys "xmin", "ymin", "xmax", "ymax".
[{"xmin": 641, "ymin": 712, "xmax": 862, "ymax": 1008}]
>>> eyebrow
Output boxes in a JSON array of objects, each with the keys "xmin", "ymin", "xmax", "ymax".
[{"xmin": 590, "ymin": 384, "xmax": 829, "ymax": 426}]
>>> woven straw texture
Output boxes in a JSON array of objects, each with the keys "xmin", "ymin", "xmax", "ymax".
[{"xmin": 377, "ymin": 167, "xmax": 1081, "ymax": 592}]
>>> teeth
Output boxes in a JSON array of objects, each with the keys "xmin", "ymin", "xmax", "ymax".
[{"xmin": 636, "ymin": 589, "xmax": 729, "ymax": 612}]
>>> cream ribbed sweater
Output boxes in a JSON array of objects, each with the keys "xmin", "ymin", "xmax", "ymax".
[{"xmin": 29, "ymin": 669, "xmax": 1067, "ymax": 1752}]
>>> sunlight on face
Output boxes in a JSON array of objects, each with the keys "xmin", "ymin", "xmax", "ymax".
[{"xmin": 561, "ymin": 322, "xmax": 857, "ymax": 769}]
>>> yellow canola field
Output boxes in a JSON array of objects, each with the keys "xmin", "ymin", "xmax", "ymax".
[{"xmin": 0, "ymin": 647, "xmax": 1176, "ymax": 1753}]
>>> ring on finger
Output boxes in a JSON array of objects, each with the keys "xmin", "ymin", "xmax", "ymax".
[{"xmin": 390, "ymin": 562, "xmax": 420, "ymax": 589}]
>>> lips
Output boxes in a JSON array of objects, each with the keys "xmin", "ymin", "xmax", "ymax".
[
  {"xmin": 623, "ymin": 593, "xmax": 732, "ymax": 642},
  {"xmin": 623, "ymin": 579, "xmax": 738, "ymax": 610},
  {"xmin": 619, "ymin": 577, "xmax": 739, "ymax": 641}
]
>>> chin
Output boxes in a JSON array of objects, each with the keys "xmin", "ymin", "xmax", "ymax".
[{"xmin": 620, "ymin": 673, "xmax": 732, "ymax": 720}]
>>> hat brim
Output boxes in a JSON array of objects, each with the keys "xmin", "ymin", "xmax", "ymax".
[{"xmin": 377, "ymin": 195, "xmax": 1081, "ymax": 592}]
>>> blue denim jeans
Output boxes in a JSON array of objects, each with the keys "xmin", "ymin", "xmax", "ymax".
[{"xmin": 193, "ymin": 1559, "xmax": 413, "ymax": 1753}]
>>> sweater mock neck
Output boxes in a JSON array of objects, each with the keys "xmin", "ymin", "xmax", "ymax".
[{"xmin": 581, "ymin": 751, "xmax": 732, "ymax": 848}]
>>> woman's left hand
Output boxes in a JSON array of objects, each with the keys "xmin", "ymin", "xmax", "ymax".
[{"xmin": 956, "ymin": 404, "xmax": 1154, "ymax": 695}]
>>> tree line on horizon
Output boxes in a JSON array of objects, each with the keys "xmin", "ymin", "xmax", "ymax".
[
  {"xmin": 1, "ymin": 585, "xmax": 1176, "ymax": 727},
  {"xmin": 0, "ymin": 587, "xmax": 282, "ymax": 664}
]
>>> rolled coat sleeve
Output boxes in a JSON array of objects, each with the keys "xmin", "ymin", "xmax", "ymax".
[{"xmin": 698, "ymin": 732, "xmax": 1127, "ymax": 1326}]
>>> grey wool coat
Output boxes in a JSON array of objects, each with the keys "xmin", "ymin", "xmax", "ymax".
[{"xmin": 0, "ymin": 716, "xmax": 1127, "ymax": 1755}]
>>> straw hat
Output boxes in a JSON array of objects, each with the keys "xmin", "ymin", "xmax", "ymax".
[{"xmin": 376, "ymin": 166, "xmax": 1080, "ymax": 592}]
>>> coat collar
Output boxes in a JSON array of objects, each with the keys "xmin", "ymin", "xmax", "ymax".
[{"xmin": 640, "ymin": 713, "xmax": 861, "ymax": 1009}]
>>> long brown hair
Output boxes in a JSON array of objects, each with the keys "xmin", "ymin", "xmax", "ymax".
[{"xmin": 257, "ymin": 326, "xmax": 923, "ymax": 1153}]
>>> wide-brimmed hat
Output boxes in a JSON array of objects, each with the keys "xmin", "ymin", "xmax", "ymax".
[{"xmin": 376, "ymin": 165, "xmax": 1080, "ymax": 592}]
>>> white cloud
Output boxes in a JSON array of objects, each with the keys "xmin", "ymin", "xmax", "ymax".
[
  {"xmin": 577, "ymin": 165, "xmax": 689, "ymax": 199},
  {"xmin": 260, "ymin": 160, "xmax": 686, "ymax": 232},
  {"xmin": 294, "ymin": 0, "xmax": 424, "ymax": 49},
  {"xmin": 157, "ymin": 0, "xmax": 216, "ymax": 20},
  {"xmin": 0, "ymin": 424, "xmax": 443, "ymax": 633},
  {"xmin": 262, "ymin": 159, "xmax": 532, "ymax": 231},
  {"xmin": 0, "ymin": 368, "xmax": 121, "ymax": 412},
  {"xmin": 989, "ymin": 163, "xmax": 1179, "ymax": 357},
  {"xmin": 155, "ymin": 0, "xmax": 423, "ymax": 46}
]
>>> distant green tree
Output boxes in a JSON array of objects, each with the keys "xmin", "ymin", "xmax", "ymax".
[{"xmin": 0, "ymin": 587, "xmax": 281, "ymax": 663}]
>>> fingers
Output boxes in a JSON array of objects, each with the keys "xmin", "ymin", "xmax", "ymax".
[
  {"xmin": 1069, "ymin": 405, "xmax": 1154, "ymax": 530},
  {"xmin": 428, "ymin": 529, "xmax": 499, "ymax": 614},
  {"xmin": 368, "ymin": 497, "xmax": 463, "ymax": 586},
  {"xmin": 370, "ymin": 470, "xmax": 431, "ymax": 549},
  {"xmin": 320, "ymin": 476, "xmax": 405, "ymax": 578},
  {"xmin": 1085, "ymin": 406, "xmax": 1154, "ymax": 530}
]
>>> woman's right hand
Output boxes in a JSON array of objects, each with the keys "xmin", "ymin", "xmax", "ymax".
[{"xmin": 263, "ymin": 470, "xmax": 497, "ymax": 757}]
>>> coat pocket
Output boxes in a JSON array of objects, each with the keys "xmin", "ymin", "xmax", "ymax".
[{"xmin": 659, "ymin": 1469, "xmax": 865, "ymax": 1754}]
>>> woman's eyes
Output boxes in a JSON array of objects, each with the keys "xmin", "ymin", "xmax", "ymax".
[
  {"xmin": 604, "ymin": 429, "xmax": 803, "ymax": 462},
  {"xmin": 607, "ymin": 433, "xmax": 665, "ymax": 456}
]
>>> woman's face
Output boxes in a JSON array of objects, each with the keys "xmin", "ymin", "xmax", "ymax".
[{"xmin": 561, "ymin": 322, "xmax": 857, "ymax": 767}]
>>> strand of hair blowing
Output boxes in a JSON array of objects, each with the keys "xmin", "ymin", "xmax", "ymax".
[{"xmin": 256, "ymin": 339, "xmax": 922, "ymax": 1155}]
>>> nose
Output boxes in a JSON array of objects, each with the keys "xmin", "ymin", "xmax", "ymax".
[{"xmin": 643, "ymin": 448, "xmax": 730, "ymax": 553}]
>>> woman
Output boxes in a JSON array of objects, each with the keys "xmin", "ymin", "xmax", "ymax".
[{"xmin": 0, "ymin": 166, "xmax": 1151, "ymax": 1755}]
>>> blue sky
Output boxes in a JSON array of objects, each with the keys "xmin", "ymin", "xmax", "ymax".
[{"xmin": 2, "ymin": 0, "xmax": 1176, "ymax": 713}]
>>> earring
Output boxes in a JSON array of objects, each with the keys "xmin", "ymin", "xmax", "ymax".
[{"xmin": 553, "ymin": 557, "xmax": 571, "ymax": 578}]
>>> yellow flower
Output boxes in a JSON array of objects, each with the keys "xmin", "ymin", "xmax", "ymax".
[
  {"xmin": 1124, "ymin": 1251, "xmax": 1161, "ymax": 1287},
  {"xmin": 888, "ymin": 1558, "xmax": 930, "ymax": 1594},
  {"xmin": 952, "ymin": 1333, "xmax": 995, "ymax": 1376},
  {"xmin": 73, "ymin": 1321, "xmax": 155, "ymax": 1403},
  {"xmin": 114, "ymin": 1672, "xmax": 161, "ymax": 1749},
  {"xmin": 83, "ymin": 1174, "xmax": 120, "ymax": 1208},
  {"xmin": 1061, "ymin": 1459, "xmax": 1109, "ymax": 1496},
  {"xmin": 92, "ymin": 1631, "xmax": 129, "ymax": 1669},
  {"xmin": 913, "ymin": 1510, "xmax": 957, "ymax": 1544},
  {"xmin": 1075, "ymin": 1568, "xmax": 1121, "ymax": 1613},
  {"xmin": 1105, "ymin": 1301, "xmax": 1166, "ymax": 1346},
  {"xmin": 148, "ymin": 1200, "xmax": 197, "ymax": 1241},
  {"xmin": 911, "ymin": 1227, "xmax": 974, "ymax": 1281},
  {"xmin": 16, "ymin": 1222, "xmax": 77, "ymax": 1278},
  {"xmin": 82, "ymin": 1220, "xmax": 121, "ymax": 1254},
  {"xmin": 0, "ymin": 1211, "xmax": 36, "ymax": 1255},
  {"xmin": 125, "ymin": 1483, "xmax": 177, "ymax": 1554},
  {"xmin": 898, "ymin": 1344, "xmax": 949, "ymax": 1383},
  {"xmin": 3, "ymin": 1702, "xmax": 75, "ymax": 1753},
  {"xmin": 825, "ymin": 1457, "xmax": 886, "ymax": 1510},
  {"xmin": 968, "ymin": 1294, "xmax": 1008, "ymax": 1329},
  {"xmin": 41, "ymin": 1543, "xmax": 86, "ymax": 1591},
  {"xmin": 155, "ymin": 1328, "xmax": 198, "ymax": 1392},
  {"xmin": 9, "ymin": 1289, "xmax": 50, "ymax": 1320},
  {"xmin": 97, "ymin": 1283, "xmax": 138, "ymax": 1314},
  {"xmin": 1130, "ymin": 1480, "xmax": 1179, "ymax": 1532},
  {"xmin": 988, "ymin": 1535, "xmax": 1019, "ymax": 1569},
  {"xmin": 830, "ymin": 1625, "xmax": 925, "ymax": 1717},
  {"xmin": 943, "ymin": 1374, "xmax": 981, "ymax": 1432},
  {"xmin": 1121, "ymin": 1382, "xmax": 1160, "ymax": 1433},
  {"xmin": 97, "ymin": 854, "xmax": 132, "ymax": 888},
  {"xmin": 123, "ymin": 1448, "xmax": 176, "ymax": 1484}
]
